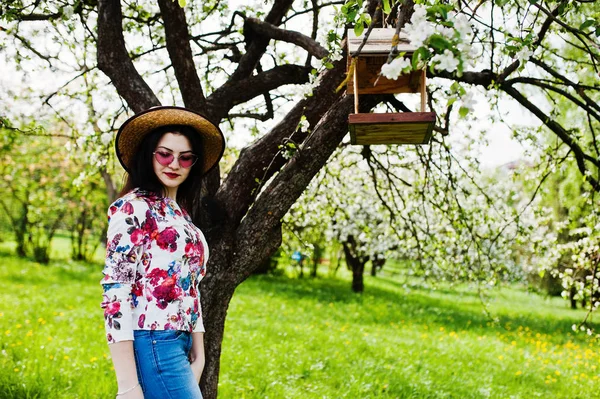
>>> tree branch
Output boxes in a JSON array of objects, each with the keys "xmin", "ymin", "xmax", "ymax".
[
  {"xmin": 501, "ymin": 83, "xmax": 600, "ymax": 191},
  {"xmin": 244, "ymin": 17, "xmax": 328, "ymax": 59},
  {"xmin": 206, "ymin": 64, "xmax": 312, "ymax": 120},
  {"xmin": 214, "ymin": 55, "xmax": 348, "ymax": 225},
  {"xmin": 97, "ymin": 0, "xmax": 159, "ymax": 112},
  {"xmin": 157, "ymin": 0, "xmax": 205, "ymax": 109},
  {"xmin": 228, "ymin": 0, "xmax": 295, "ymax": 82}
]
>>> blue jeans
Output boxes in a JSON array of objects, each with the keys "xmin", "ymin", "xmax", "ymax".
[{"xmin": 133, "ymin": 330, "xmax": 203, "ymax": 399}]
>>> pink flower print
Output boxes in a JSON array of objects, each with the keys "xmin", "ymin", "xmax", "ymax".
[
  {"xmin": 142, "ymin": 210, "xmax": 158, "ymax": 234},
  {"xmin": 138, "ymin": 314, "xmax": 146, "ymax": 328},
  {"xmin": 104, "ymin": 301, "xmax": 121, "ymax": 317},
  {"xmin": 122, "ymin": 202, "xmax": 134, "ymax": 215},
  {"xmin": 107, "ymin": 333, "xmax": 114, "ymax": 343},
  {"xmin": 156, "ymin": 227, "xmax": 179, "ymax": 252},
  {"xmin": 147, "ymin": 268, "xmax": 169, "ymax": 285},
  {"xmin": 153, "ymin": 276, "xmax": 183, "ymax": 309},
  {"xmin": 132, "ymin": 281, "xmax": 143, "ymax": 298},
  {"xmin": 130, "ymin": 228, "xmax": 146, "ymax": 246}
]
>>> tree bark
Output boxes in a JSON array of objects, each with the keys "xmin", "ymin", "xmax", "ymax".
[{"xmin": 342, "ymin": 236, "xmax": 369, "ymax": 293}]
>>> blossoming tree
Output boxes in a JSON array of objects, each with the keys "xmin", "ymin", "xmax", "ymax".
[{"xmin": 2, "ymin": 0, "xmax": 599, "ymax": 396}]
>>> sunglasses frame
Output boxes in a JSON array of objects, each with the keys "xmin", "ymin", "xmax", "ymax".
[{"xmin": 153, "ymin": 151, "xmax": 199, "ymax": 169}]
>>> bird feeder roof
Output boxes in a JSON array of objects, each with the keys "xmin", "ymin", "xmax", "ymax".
[{"xmin": 348, "ymin": 28, "xmax": 416, "ymax": 55}]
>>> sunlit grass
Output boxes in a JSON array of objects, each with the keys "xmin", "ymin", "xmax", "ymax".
[{"xmin": 0, "ymin": 244, "xmax": 598, "ymax": 398}]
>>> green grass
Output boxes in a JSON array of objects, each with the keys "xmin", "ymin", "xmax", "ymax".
[{"xmin": 1, "ymin": 244, "xmax": 599, "ymax": 398}]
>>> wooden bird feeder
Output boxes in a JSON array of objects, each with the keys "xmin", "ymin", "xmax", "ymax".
[{"xmin": 347, "ymin": 28, "xmax": 436, "ymax": 145}]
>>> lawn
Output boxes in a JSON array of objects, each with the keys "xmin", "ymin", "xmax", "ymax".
[{"xmin": 0, "ymin": 241, "xmax": 599, "ymax": 398}]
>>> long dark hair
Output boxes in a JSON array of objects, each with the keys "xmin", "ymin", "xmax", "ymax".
[{"xmin": 119, "ymin": 125, "xmax": 204, "ymax": 219}]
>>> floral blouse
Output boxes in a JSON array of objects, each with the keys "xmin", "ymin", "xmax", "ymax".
[{"xmin": 100, "ymin": 188, "xmax": 208, "ymax": 344}]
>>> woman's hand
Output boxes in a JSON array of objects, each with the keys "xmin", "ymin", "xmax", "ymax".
[
  {"xmin": 188, "ymin": 332, "xmax": 205, "ymax": 383},
  {"xmin": 190, "ymin": 358, "xmax": 205, "ymax": 383},
  {"xmin": 116, "ymin": 383, "xmax": 144, "ymax": 399}
]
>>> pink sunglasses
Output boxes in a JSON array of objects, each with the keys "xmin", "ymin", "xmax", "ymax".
[{"xmin": 153, "ymin": 151, "xmax": 198, "ymax": 168}]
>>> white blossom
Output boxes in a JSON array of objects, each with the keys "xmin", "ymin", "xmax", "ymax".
[
  {"xmin": 380, "ymin": 57, "xmax": 411, "ymax": 80},
  {"xmin": 62, "ymin": 6, "xmax": 74, "ymax": 19},
  {"xmin": 431, "ymin": 50, "xmax": 459, "ymax": 72},
  {"xmin": 461, "ymin": 91, "xmax": 477, "ymax": 112},
  {"xmin": 100, "ymin": 132, "xmax": 112, "ymax": 146},
  {"xmin": 516, "ymin": 47, "xmax": 532, "ymax": 63}
]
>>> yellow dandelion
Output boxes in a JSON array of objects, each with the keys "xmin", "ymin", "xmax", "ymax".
[
  {"xmin": 511, "ymin": 341, "xmax": 517, "ymax": 346},
  {"xmin": 555, "ymin": 370, "xmax": 561, "ymax": 376},
  {"xmin": 498, "ymin": 355, "xmax": 504, "ymax": 360},
  {"xmin": 0, "ymin": 313, "xmax": 3, "ymax": 317},
  {"xmin": 90, "ymin": 357, "xmax": 98, "ymax": 363},
  {"xmin": 16, "ymin": 324, "xmax": 22, "ymax": 329},
  {"xmin": 26, "ymin": 330, "xmax": 33, "ymax": 337},
  {"xmin": 59, "ymin": 312, "xmax": 64, "ymax": 317},
  {"xmin": 64, "ymin": 355, "xmax": 69, "ymax": 360},
  {"xmin": 515, "ymin": 371, "xmax": 522, "ymax": 376},
  {"xmin": 14, "ymin": 368, "xmax": 19, "ymax": 372},
  {"xmin": 49, "ymin": 355, "xmax": 54, "ymax": 360},
  {"xmin": 439, "ymin": 327, "xmax": 445, "ymax": 332},
  {"xmin": 25, "ymin": 319, "xmax": 30, "ymax": 324}
]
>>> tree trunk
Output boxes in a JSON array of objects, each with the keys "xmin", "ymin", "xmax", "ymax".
[
  {"xmin": 342, "ymin": 236, "xmax": 369, "ymax": 293},
  {"xmin": 371, "ymin": 257, "xmax": 386, "ymax": 276},
  {"xmin": 310, "ymin": 243, "xmax": 323, "ymax": 278}
]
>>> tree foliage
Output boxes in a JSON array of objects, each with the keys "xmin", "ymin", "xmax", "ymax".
[{"xmin": 1, "ymin": 0, "xmax": 599, "ymax": 396}]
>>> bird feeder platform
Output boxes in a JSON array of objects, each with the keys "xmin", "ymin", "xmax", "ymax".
[{"xmin": 347, "ymin": 28, "xmax": 436, "ymax": 145}]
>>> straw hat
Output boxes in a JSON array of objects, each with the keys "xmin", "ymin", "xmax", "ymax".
[{"xmin": 115, "ymin": 106, "xmax": 225, "ymax": 175}]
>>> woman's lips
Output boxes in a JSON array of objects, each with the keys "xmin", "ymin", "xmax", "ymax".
[{"xmin": 164, "ymin": 172, "xmax": 180, "ymax": 179}]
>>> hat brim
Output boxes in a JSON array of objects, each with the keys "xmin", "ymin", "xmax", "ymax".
[{"xmin": 116, "ymin": 106, "xmax": 225, "ymax": 175}]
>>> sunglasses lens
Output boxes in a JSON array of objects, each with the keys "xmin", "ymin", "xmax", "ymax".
[
  {"xmin": 179, "ymin": 155, "xmax": 197, "ymax": 168},
  {"xmin": 154, "ymin": 151, "xmax": 174, "ymax": 166}
]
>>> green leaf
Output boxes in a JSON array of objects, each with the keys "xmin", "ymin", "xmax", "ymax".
[
  {"xmin": 354, "ymin": 22, "xmax": 365, "ymax": 37},
  {"xmin": 428, "ymin": 35, "xmax": 451, "ymax": 52},
  {"xmin": 178, "ymin": 0, "xmax": 186, "ymax": 7},
  {"xmin": 579, "ymin": 19, "xmax": 595, "ymax": 31},
  {"xmin": 458, "ymin": 107, "xmax": 470, "ymax": 118},
  {"xmin": 382, "ymin": 0, "xmax": 391, "ymax": 15}
]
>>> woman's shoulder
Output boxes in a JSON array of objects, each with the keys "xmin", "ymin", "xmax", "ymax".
[{"xmin": 108, "ymin": 188, "xmax": 154, "ymax": 216}]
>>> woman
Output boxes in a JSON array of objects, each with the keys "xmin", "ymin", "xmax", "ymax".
[{"xmin": 100, "ymin": 106, "xmax": 225, "ymax": 399}]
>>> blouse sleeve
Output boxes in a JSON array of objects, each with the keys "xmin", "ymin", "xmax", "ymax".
[{"xmin": 100, "ymin": 198, "xmax": 148, "ymax": 344}]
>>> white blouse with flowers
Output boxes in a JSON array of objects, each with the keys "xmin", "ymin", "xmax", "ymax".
[{"xmin": 100, "ymin": 188, "xmax": 209, "ymax": 344}]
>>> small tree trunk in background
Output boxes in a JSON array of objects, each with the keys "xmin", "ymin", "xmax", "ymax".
[
  {"xmin": 371, "ymin": 257, "xmax": 386, "ymax": 276},
  {"xmin": 310, "ymin": 243, "xmax": 323, "ymax": 278},
  {"xmin": 343, "ymin": 235, "xmax": 369, "ymax": 293}
]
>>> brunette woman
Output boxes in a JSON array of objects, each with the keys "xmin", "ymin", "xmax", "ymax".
[{"xmin": 101, "ymin": 106, "xmax": 225, "ymax": 399}]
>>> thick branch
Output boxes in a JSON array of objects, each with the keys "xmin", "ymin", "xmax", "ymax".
[
  {"xmin": 232, "ymin": 94, "xmax": 380, "ymax": 282},
  {"xmin": 206, "ymin": 64, "xmax": 312, "ymax": 121},
  {"xmin": 501, "ymin": 83, "xmax": 600, "ymax": 191},
  {"xmin": 432, "ymin": 69, "xmax": 496, "ymax": 87},
  {"xmin": 244, "ymin": 17, "xmax": 328, "ymax": 59},
  {"xmin": 229, "ymin": 0, "xmax": 295, "ymax": 82},
  {"xmin": 157, "ymin": 0, "xmax": 205, "ymax": 109},
  {"xmin": 97, "ymin": 0, "xmax": 159, "ymax": 112},
  {"xmin": 215, "ymin": 55, "xmax": 348, "ymax": 225}
]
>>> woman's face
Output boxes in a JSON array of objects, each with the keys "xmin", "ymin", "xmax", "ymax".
[{"xmin": 152, "ymin": 132, "xmax": 195, "ymax": 198}]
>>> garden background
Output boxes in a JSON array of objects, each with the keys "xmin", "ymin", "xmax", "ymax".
[{"xmin": 1, "ymin": 0, "xmax": 600, "ymax": 398}]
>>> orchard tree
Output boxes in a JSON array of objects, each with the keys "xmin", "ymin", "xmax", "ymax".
[{"xmin": 2, "ymin": 0, "xmax": 599, "ymax": 396}]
